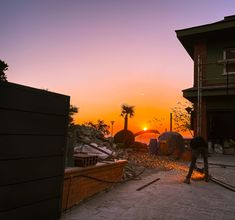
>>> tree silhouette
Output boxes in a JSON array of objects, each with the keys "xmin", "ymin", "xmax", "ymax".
[
  {"xmin": 68, "ymin": 105, "xmax": 78, "ymax": 129},
  {"xmin": 84, "ymin": 120, "xmax": 110, "ymax": 136},
  {"xmin": 120, "ymin": 104, "xmax": 135, "ymax": 130},
  {"xmin": 171, "ymin": 100, "xmax": 193, "ymax": 136},
  {"xmin": 0, "ymin": 60, "xmax": 8, "ymax": 82}
]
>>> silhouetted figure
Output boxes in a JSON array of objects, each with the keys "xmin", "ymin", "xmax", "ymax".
[{"xmin": 184, "ymin": 136, "xmax": 209, "ymax": 184}]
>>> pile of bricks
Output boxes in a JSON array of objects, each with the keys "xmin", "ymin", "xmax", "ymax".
[{"xmin": 74, "ymin": 153, "xmax": 98, "ymax": 167}]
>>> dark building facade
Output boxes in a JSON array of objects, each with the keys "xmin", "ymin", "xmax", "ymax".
[{"xmin": 176, "ymin": 15, "xmax": 235, "ymax": 146}]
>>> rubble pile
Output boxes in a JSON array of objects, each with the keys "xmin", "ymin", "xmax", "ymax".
[
  {"xmin": 69, "ymin": 125, "xmax": 199, "ymax": 181},
  {"xmin": 74, "ymin": 125, "xmax": 109, "ymax": 146},
  {"xmin": 70, "ymin": 125, "xmax": 115, "ymax": 160}
]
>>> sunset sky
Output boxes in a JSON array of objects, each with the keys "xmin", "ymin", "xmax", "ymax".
[{"xmin": 2, "ymin": 0, "xmax": 235, "ymax": 137}]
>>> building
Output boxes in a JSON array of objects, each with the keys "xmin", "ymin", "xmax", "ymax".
[{"xmin": 176, "ymin": 15, "xmax": 235, "ymax": 147}]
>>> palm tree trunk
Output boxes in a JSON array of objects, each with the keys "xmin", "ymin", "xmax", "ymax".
[{"xmin": 124, "ymin": 115, "xmax": 128, "ymax": 130}]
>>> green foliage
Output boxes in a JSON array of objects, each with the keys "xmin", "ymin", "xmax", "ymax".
[
  {"xmin": 171, "ymin": 100, "xmax": 193, "ymax": 136},
  {"xmin": 0, "ymin": 60, "xmax": 8, "ymax": 82},
  {"xmin": 84, "ymin": 119, "xmax": 110, "ymax": 136},
  {"xmin": 114, "ymin": 129, "xmax": 135, "ymax": 147}
]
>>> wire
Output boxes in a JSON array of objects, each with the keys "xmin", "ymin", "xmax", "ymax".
[
  {"xmin": 63, "ymin": 167, "xmax": 146, "ymax": 211},
  {"xmin": 64, "ymin": 167, "xmax": 146, "ymax": 184}
]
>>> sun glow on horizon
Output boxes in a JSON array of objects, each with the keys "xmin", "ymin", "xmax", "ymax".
[{"xmin": 4, "ymin": 0, "xmax": 232, "ymax": 143}]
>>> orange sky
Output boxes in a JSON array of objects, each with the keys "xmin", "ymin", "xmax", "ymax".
[{"xmin": 2, "ymin": 0, "xmax": 235, "ymax": 139}]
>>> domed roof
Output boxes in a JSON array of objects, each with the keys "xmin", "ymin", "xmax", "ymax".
[{"xmin": 158, "ymin": 132, "xmax": 184, "ymax": 155}]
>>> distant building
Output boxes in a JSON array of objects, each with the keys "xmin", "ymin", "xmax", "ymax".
[{"xmin": 176, "ymin": 15, "xmax": 235, "ymax": 146}]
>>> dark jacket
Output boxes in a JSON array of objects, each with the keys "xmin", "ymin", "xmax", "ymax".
[{"xmin": 190, "ymin": 136, "xmax": 208, "ymax": 149}]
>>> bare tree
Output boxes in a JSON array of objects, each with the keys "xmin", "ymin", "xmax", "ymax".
[
  {"xmin": 172, "ymin": 100, "xmax": 193, "ymax": 136},
  {"xmin": 149, "ymin": 117, "xmax": 166, "ymax": 134}
]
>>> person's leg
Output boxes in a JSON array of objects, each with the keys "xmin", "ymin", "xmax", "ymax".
[
  {"xmin": 184, "ymin": 150, "xmax": 198, "ymax": 184},
  {"xmin": 202, "ymin": 150, "xmax": 209, "ymax": 181},
  {"xmin": 186, "ymin": 157, "xmax": 197, "ymax": 178}
]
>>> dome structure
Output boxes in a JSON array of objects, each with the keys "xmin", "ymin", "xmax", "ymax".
[
  {"xmin": 158, "ymin": 132, "xmax": 184, "ymax": 156},
  {"xmin": 114, "ymin": 129, "xmax": 135, "ymax": 147}
]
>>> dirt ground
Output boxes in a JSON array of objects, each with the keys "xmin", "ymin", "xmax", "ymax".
[{"xmin": 61, "ymin": 154, "xmax": 235, "ymax": 220}]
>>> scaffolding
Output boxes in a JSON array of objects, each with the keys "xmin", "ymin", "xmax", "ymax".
[{"xmin": 197, "ymin": 55, "xmax": 202, "ymax": 136}]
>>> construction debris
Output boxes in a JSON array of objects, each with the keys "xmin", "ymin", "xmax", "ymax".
[
  {"xmin": 68, "ymin": 125, "xmax": 197, "ymax": 181},
  {"xmin": 127, "ymin": 152, "xmax": 180, "ymax": 171},
  {"xmin": 136, "ymin": 178, "xmax": 160, "ymax": 191},
  {"xmin": 210, "ymin": 176, "xmax": 235, "ymax": 192}
]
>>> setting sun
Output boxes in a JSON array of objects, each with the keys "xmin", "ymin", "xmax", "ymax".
[{"xmin": 143, "ymin": 127, "xmax": 148, "ymax": 131}]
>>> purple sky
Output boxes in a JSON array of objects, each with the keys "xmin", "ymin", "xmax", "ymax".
[{"xmin": 1, "ymin": 0, "xmax": 235, "ymax": 132}]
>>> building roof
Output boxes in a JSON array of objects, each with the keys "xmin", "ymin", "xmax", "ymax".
[
  {"xmin": 176, "ymin": 15, "xmax": 235, "ymax": 59},
  {"xmin": 183, "ymin": 85, "xmax": 235, "ymax": 101}
]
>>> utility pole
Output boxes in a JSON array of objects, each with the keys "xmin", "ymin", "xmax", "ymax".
[
  {"xmin": 197, "ymin": 55, "xmax": 202, "ymax": 136},
  {"xmin": 170, "ymin": 112, "xmax": 172, "ymax": 132},
  {"xmin": 226, "ymin": 61, "xmax": 229, "ymax": 95},
  {"xmin": 110, "ymin": 121, "xmax": 115, "ymax": 137}
]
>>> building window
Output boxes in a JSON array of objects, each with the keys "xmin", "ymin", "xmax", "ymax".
[{"xmin": 223, "ymin": 47, "xmax": 235, "ymax": 74}]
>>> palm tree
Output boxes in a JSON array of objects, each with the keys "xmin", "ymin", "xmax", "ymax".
[{"xmin": 120, "ymin": 104, "xmax": 135, "ymax": 130}]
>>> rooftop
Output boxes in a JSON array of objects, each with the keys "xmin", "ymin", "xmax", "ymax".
[
  {"xmin": 176, "ymin": 15, "xmax": 235, "ymax": 59},
  {"xmin": 176, "ymin": 15, "xmax": 235, "ymax": 37}
]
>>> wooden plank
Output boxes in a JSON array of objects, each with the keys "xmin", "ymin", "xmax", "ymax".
[
  {"xmin": 0, "ymin": 109, "xmax": 67, "ymax": 135},
  {"xmin": 0, "ymin": 135, "xmax": 65, "ymax": 159},
  {"xmin": 0, "ymin": 176, "xmax": 62, "ymax": 212},
  {"xmin": 0, "ymin": 156, "xmax": 64, "ymax": 186},
  {"xmin": 0, "ymin": 197, "xmax": 61, "ymax": 220},
  {"xmin": 0, "ymin": 82, "xmax": 70, "ymax": 115}
]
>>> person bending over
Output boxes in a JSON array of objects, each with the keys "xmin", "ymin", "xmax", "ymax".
[{"xmin": 184, "ymin": 136, "xmax": 209, "ymax": 184}]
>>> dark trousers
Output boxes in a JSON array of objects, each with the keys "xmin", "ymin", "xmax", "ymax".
[{"xmin": 186, "ymin": 148, "xmax": 209, "ymax": 179}]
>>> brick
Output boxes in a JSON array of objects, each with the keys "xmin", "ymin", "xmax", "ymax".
[{"xmin": 62, "ymin": 160, "xmax": 127, "ymax": 210}]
